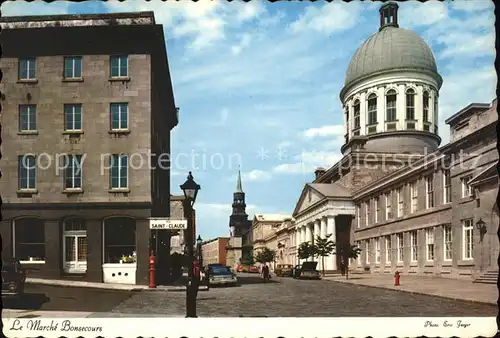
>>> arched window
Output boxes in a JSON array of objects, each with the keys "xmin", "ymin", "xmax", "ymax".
[
  {"xmin": 353, "ymin": 100, "xmax": 361, "ymax": 130},
  {"xmin": 14, "ymin": 218, "xmax": 45, "ymax": 263},
  {"xmin": 63, "ymin": 218, "xmax": 87, "ymax": 273},
  {"xmin": 367, "ymin": 94, "xmax": 377, "ymax": 125},
  {"xmin": 386, "ymin": 89, "xmax": 397, "ymax": 121},
  {"xmin": 406, "ymin": 88, "xmax": 415, "ymax": 120},
  {"xmin": 104, "ymin": 217, "xmax": 136, "ymax": 264},
  {"xmin": 423, "ymin": 91, "xmax": 430, "ymax": 122}
]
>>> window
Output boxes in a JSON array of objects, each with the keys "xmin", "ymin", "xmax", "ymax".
[
  {"xmin": 434, "ymin": 95, "xmax": 439, "ymax": 121},
  {"xmin": 462, "ymin": 219, "xmax": 474, "ymax": 260},
  {"xmin": 443, "ymin": 170, "xmax": 451, "ymax": 204},
  {"xmin": 410, "ymin": 182, "xmax": 418, "ymax": 213},
  {"xmin": 64, "ymin": 56, "xmax": 82, "ymax": 79},
  {"xmin": 375, "ymin": 238, "xmax": 381, "ymax": 263},
  {"xmin": 104, "ymin": 217, "xmax": 136, "ymax": 263},
  {"xmin": 374, "ymin": 197, "xmax": 380, "ymax": 223},
  {"xmin": 385, "ymin": 192, "xmax": 392, "ymax": 219},
  {"xmin": 64, "ymin": 155, "xmax": 83, "ymax": 189},
  {"xmin": 386, "ymin": 89, "xmax": 397, "ymax": 121},
  {"xmin": 423, "ymin": 91, "xmax": 430, "ymax": 122},
  {"xmin": 356, "ymin": 204, "xmax": 361, "ymax": 228},
  {"xmin": 397, "ymin": 188, "xmax": 404, "ymax": 217},
  {"xmin": 354, "ymin": 100, "xmax": 360, "ymax": 129},
  {"xmin": 426, "ymin": 175, "xmax": 434, "ymax": 209},
  {"xmin": 365, "ymin": 201, "xmax": 371, "ymax": 226},
  {"xmin": 443, "ymin": 224, "xmax": 452, "ymax": 261},
  {"xmin": 110, "ymin": 103, "xmax": 129, "ymax": 130},
  {"xmin": 19, "ymin": 105, "xmax": 37, "ymax": 131},
  {"xmin": 63, "ymin": 218, "xmax": 87, "ymax": 273},
  {"xmin": 365, "ymin": 241, "xmax": 370, "ymax": 264},
  {"xmin": 461, "ymin": 176, "xmax": 472, "ymax": 197},
  {"xmin": 410, "ymin": 230, "xmax": 418, "ymax": 262},
  {"xmin": 425, "ymin": 228, "xmax": 434, "ymax": 261},
  {"xmin": 110, "ymin": 154, "xmax": 128, "ymax": 189},
  {"xmin": 14, "ymin": 218, "xmax": 45, "ymax": 263},
  {"xmin": 64, "ymin": 104, "xmax": 83, "ymax": 131},
  {"xmin": 18, "ymin": 155, "xmax": 36, "ymax": 190},
  {"xmin": 110, "ymin": 55, "xmax": 128, "ymax": 78},
  {"xmin": 397, "ymin": 233, "xmax": 404, "ymax": 263},
  {"xmin": 367, "ymin": 94, "xmax": 377, "ymax": 125},
  {"xmin": 406, "ymin": 88, "xmax": 415, "ymax": 120},
  {"xmin": 19, "ymin": 57, "xmax": 36, "ymax": 80},
  {"xmin": 385, "ymin": 235, "xmax": 391, "ymax": 264}
]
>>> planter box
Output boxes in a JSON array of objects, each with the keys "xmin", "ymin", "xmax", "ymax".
[{"xmin": 102, "ymin": 263, "xmax": 136, "ymax": 284}]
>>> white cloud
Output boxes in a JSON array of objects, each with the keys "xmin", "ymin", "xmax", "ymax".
[
  {"xmin": 399, "ymin": 2, "xmax": 449, "ymax": 28},
  {"xmin": 2, "ymin": 0, "xmax": 71, "ymax": 16},
  {"xmin": 291, "ymin": 2, "xmax": 362, "ymax": 35},
  {"xmin": 231, "ymin": 169, "xmax": 272, "ymax": 182},
  {"xmin": 303, "ymin": 125, "xmax": 344, "ymax": 138},
  {"xmin": 231, "ymin": 33, "xmax": 252, "ymax": 55},
  {"xmin": 451, "ymin": 0, "xmax": 494, "ymax": 12},
  {"xmin": 436, "ymin": 31, "xmax": 495, "ymax": 59},
  {"xmin": 273, "ymin": 151, "xmax": 342, "ymax": 175}
]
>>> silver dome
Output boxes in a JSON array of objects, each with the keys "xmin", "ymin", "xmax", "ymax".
[{"xmin": 344, "ymin": 27, "xmax": 440, "ymax": 90}]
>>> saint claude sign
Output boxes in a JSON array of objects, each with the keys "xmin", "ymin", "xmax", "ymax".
[{"xmin": 149, "ymin": 218, "xmax": 187, "ymax": 230}]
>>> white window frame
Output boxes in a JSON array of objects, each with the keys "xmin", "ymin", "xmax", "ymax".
[
  {"xmin": 426, "ymin": 174, "xmax": 434, "ymax": 209},
  {"xmin": 410, "ymin": 231, "xmax": 418, "ymax": 262},
  {"xmin": 385, "ymin": 192, "xmax": 391, "ymax": 220},
  {"xmin": 374, "ymin": 197, "xmax": 380, "ymax": 223},
  {"xmin": 110, "ymin": 154, "xmax": 129, "ymax": 189},
  {"xmin": 19, "ymin": 105, "xmax": 37, "ymax": 131},
  {"xmin": 64, "ymin": 56, "xmax": 83, "ymax": 79},
  {"xmin": 375, "ymin": 238, "xmax": 381, "ymax": 263},
  {"xmin": 64, "ymin": 155, "xmax": 83, "ymax": 190},
  {"xmin": 410, "ymin": 182, "xmax": 418, "ymax": 213},
  {"xmin": 397, "ymin": 233, "xmax": 404, "ymax": 263},
  {"xmin": 385, "ymin": 235, "xmax": 391, "ymax": 265},
  {"xmin": 64, "ymin": 104, "xmax": 83, "ymax": 132},
  {"xmin": 397, "ymin": 188, "xmax": 404, "ymax": 217},
  {"xmin": 63, "ymin": 218, "xmax": 87, "ymax": 273},
  {"xmin": 110, "ymin": 55, "xmax": 129, "ymax": 78},
  {"xmin": 110, "ymin": 103, "xmax": 129, "ymax": 131},
  {"xmin": 461, "ymin": 176, "xmax": 472, "ymax": 198},
  {"xmin": 19, "ymin": 57, "xmax": 36, "ymax": 80},
  {"xmin": 443, "ymin": 170, "xmax": 451, "ymax": 204},
  {"xmin": 18, "ymin": 154, "xmax": 36, "ymax": 190},
  {"xmin": 365, "ymin": 241, "xmax": 370, "ymax": 264},
  {"xmin": 425, "ymin": 228, "xmax": 434, "ymax": 261},
  {"xmin": 356, "ymin": 204, "xmax": 361, "ymax": 228},
  {"xmin": 443, "ymin": 224, "xmax": 452, "ymax": 261},
  {"xmin": 462, "ymin": 219, "xmax": 474, "ymax": 260},
  {"xmin": 365, "ymin": 201, "xmax": 370, "ymax": 226}
]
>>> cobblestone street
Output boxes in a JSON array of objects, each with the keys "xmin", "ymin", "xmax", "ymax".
[{"xmin": 91, "ymin": 274, "xmax": 497, "ymax": 317}]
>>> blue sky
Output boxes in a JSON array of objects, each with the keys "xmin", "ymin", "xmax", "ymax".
[{"xmin": 2, "ymin": 0, "xmax": 495, "ymax": 240}]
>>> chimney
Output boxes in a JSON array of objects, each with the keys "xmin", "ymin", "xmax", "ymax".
[{"xmin": 314, "ymin": 167, "xmax": 326, "ymax": 180}]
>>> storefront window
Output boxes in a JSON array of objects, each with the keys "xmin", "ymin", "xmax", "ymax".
[
  {"xmin": 104, "ymin": 217, "xmax": 136, "ymax": 263},
  {"xmin": 14, "ymin": 218, "xmax": 45, "ymax": 263}
]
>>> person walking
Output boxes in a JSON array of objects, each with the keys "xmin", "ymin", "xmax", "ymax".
[{"xmin": 262, "ymin": 263, "xmax": 270, "ymax": 281}]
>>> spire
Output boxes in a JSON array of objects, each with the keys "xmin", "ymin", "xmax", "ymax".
[{"xmin": 236, "ymin": 169, "xmax": 243, "ymax": 193}]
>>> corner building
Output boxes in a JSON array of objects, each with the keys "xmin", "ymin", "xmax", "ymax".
[
  {"xmin": 0, "ymin": 12, "xmax": 178, "ymax": 285},
  {"xmin": 292, "ymin": 3, "xmax": 498, "ymax": 282}
]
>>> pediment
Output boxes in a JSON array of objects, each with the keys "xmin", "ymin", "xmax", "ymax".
[{"xmin": 292, "ymin": 184, "xmax": 326, "ymax": 217}]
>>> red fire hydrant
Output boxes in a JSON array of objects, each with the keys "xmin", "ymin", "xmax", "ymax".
[
  {"xmin": 149, "ymin": 250, "xmax": 156, "ymax": 289},
  {"xmin": 394, "ymin": 271, "xmax": 401, "ymax": 286}
]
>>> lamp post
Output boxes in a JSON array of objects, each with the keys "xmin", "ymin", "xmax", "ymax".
[
  {"xmin": 196, "ymin": 235, "xmax": 203, "ymax": 268},
  {"xmin": 180, "ymin": 171, "xmax": 201, "ymax": 318}
]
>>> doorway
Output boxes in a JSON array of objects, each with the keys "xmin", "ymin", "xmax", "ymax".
[
  {"xmin": 63, "ymin": 218, "xmax": 87, "ymax": 273},
  {"xmin": 150, "ymin": 229, "xmax": 172, "ymax": 285}
]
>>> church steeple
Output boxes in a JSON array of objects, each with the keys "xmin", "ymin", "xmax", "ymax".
[
  {"xmin": 236, "ymin": 169, "xmax": 243, "ymax": 193},
  {"xmin": 229, "ymin": 169, "xmax": 248, "ymax": 237}
]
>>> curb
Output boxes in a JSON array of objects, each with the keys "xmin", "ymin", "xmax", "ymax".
[{"xmin": 325, "ymin": 279, "xmax": 496, "ymax": 306}]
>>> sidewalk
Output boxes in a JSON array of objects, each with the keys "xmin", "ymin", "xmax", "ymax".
[
  {"xmin": 26, "ymin": 278, "xmax": 208, "ymax": 292},
  {"xmin": 323, "ymin": 273, "xmax": 497, "ymax": 305}
]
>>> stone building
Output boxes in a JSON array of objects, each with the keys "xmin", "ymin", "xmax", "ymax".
[
  {"xmin": 252, "ymin": 214, "xmax": 293, "ymax": 269},
  {"xmin": 200, "ymin": 237, "xmax": 229, "ymax": 266},
  {"xmin": 0, "ymin": 12, "xmax": 178, "ymax": 285},
  {"xmin": 169, "ymin": 194, "xmax": 197, "ymax": 255},
  {"xmin": 292, "ymin": 2, "xmax": 498, "ymax": 282}
]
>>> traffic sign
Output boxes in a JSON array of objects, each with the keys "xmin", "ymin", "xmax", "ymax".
[{"xmin": 149, "ymin": 218, "xmax": 188, "ymax": 230}]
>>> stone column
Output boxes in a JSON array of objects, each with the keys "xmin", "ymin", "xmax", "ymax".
[
  {"xmin": 415, "ymin": 85, "xmax": 423, "ymax": 130},
  {"xmin": 359, "ymin": 92, "xmax": 366, "ymax": 134},
  {"xmin": 377, "ymin": 86, "xmax": 385, "ymax": 129},
  {"xmin": 86, "ymin": 219, "xmax": 103, "ymax": 282},
  {"xmin": 44, "ymin": 220, "xmax": 62, "ymax": 279},
  {"xmin": 320, "ymin": 217, "xmax": 327, "ymax": 239},
  {"xmin": 326, "ymin": 216, "xmax": 336, "ymax": 271},
  {"xmin": 305, "ymin": 223, "xmax": 312, "ymax": 243},
  {"xmin": 135, "ymin": 219, "xmax": 150, "ymax": 285},
  {"xmin": 313, "ymin": 219, "xmax": 320, "ymax": 244},
  {"xmin": 396, "ymin": 84, "xmax": 406, "ymax": 130}
]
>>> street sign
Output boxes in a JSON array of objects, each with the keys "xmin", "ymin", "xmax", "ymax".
[{"xmin": 149, "ymin": 218, "xmax": 188, "ymax": 230}]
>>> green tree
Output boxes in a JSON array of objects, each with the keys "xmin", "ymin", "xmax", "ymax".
[
  {"xmin": 240, "ymin": 252, "xmax": 254, "ymax": 266},
  {"xmin": 297, "ymin": 242, "xmax": 317, "ymax": 262},
  {"xmin": 313, "ymin": 234, "xmax": 336, "ymax": 276},
  {"xmin": 335, "ymin": 242, "xmax": 362, "ymax": 280},
  {"xmin": 254, "ymin": 247, "xmax": 276, "ymax": 264}
]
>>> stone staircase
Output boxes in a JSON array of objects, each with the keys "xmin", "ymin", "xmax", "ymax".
[{"xmin": 473, "ymin": 269, "xmax": 498, "ymax": 284}]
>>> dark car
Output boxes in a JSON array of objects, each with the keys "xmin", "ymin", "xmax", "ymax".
[
  {"xmin": 275, "ymin": 264, "xmax": 294, "ymax": 277},
  {"xmin": 207, "ymin": 265, "xmax": 238, "ymax": 286},
  {"xmin": 293, "ymin": 262, "xmax": 321, "ymax": 280},
  {"xmin": 2, "ymin": 259, "xmax": 26, "ymax": 298}
]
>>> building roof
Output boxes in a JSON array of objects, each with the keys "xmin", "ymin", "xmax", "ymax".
[
  {"xmin": 309, "ymin": 183, "xmax": 352, "ymax": 198},
  {"xmin": 253, "ymin": 214, "xmax": 291, "ymax": 222},
  {"xmin": 444, "ymin": 103, "xmax": 491, "ymax": 125},
  {"xmin": 343, "ymin": 26, "xmax": 440, "ymax": 92},
  {"xmin": 469, "ymin": 163, "xmax": 498, "ymax": 187},
  {"xmin": 236, "ymin": 170, "xmax": 243, "ymax": 193}
]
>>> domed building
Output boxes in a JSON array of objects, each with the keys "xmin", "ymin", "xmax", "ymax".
[{"xmin": 292, "ymin": 2, "xmax": 498, "ymax": 283}]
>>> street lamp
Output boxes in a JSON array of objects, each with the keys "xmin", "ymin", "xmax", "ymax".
[
  {"xmin": 196, "ymin": 235, "xmax": 203, "ymax": 272},
  {"xmin": 180, "ymin": 171, "xmax": 201, "ymax": 318},
  {"xmin": 476, "ymin": 218, "xmax": 487, "ymax": 241}
]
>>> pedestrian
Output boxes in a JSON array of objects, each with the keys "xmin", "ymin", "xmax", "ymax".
[
  {"xmin": 192, "ymin": 261, "xmax": 200, "ymax": 299},
  {"xmin": 262, "ymin": 264, "xmax": 270, "ymax": 281}
]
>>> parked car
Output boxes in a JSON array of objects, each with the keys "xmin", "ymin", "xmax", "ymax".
[
  {"xmin": 2, "ymin": 259, "xmax": 26, "ymax": 298},
  {"xmin": 207, "ymin": 265, "xmax": 238, "ymax": 286},
  {"xmin": 236, "ymin": 264, "xmax": 249, "ymax": 273},
  {"xmin": 274, "ymin": 264, "xmax": 294, "ymax": 277},
  {"xmin": 293, "ymin": 262, "xmax": 321, "ymax": 280},
  {"xmin": 248, "ymin": 266, "xmax": 260, "ymax": 273}
]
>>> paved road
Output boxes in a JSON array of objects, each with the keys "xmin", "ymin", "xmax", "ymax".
[
  {"xmin": 92, "ymin": 273, "xmax": 497, "ymax": 317},
  {"xmin": 2, "ymin": 284, "xmax": 135, "ymax": 313}
]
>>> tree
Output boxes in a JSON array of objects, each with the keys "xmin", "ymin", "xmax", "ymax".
[
  {"xmin": 297, "ymin": 242, "xmax": 317, "ymax": 262},
  {"xmin": 240, "ymin": 252, "xmax": 254, "ymax": 266},
  {"xmin": 335, "ymin": 242, "xmax": 362, "ymax": 280},
  {"xmin": 254, "ymin": 247, "xmax": 276, "ymax": 264},
  {"xmin": 313, "ymin": 234, "xmax": 336, "ymax": 276}
]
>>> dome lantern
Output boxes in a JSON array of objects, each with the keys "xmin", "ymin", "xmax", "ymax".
[{"xmin": 379, "ymin": 2, "xmax": 399, "ymax": 31}]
